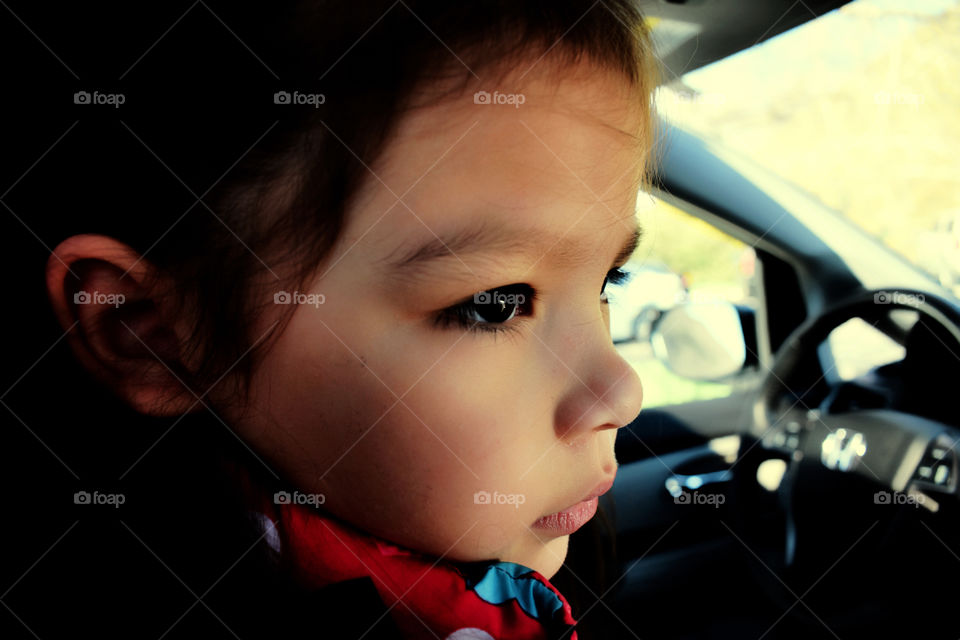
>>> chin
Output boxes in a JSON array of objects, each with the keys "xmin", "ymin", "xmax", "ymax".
[{"xmin": 517, "ymin": 535, "xmax": 570, "ymax": 579}]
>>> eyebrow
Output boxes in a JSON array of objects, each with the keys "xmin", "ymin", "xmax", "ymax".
[{"xmin": 379, "ymin": 220, "xmax": 643, "ymax": 282}]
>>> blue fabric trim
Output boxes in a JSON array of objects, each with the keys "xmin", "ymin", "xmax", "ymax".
[{"xmin": 467, "ymin": 562, "xmax": 565, "ymax": 623}]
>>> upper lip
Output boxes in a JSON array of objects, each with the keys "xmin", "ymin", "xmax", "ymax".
[
  {"xmin": 539, "ymin": 476, "xmax": 618, "ymax": 520},
  {"xmin": 582, "ymin": 478, "xmax": 615, "ymax": 502}
]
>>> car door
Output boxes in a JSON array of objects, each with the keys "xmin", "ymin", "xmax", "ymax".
[{"xmin": 552, "ymin": 146, "xmax": 818, "ymax": 637}]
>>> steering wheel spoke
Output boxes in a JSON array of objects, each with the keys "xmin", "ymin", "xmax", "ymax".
[
  {"xmin": 734, "ymin": 288, "xmax": 960, "ymax": 602},
  {"xmin": 802, "ymin": 409, "xmax": 958, "ymax": 500}
]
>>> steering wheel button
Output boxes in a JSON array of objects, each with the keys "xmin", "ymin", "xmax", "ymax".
[
  {"xmin": 934, "ymin": 464, "xmax": 950, "ymax": 485},
  {"xmin": 918, "ymin": 465, "xmax": 933, "ymax": 479}
]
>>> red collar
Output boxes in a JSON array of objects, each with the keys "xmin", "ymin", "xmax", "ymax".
[{"xmin": 238, "ymin": 476, "xmax": 578, "ymax": 639}]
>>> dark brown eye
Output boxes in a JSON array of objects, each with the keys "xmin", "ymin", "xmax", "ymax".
[
  {"xmin": 473, "ymin": 287, "xmax": 529, "ymax": 322},
  {"xmin": 436, "ymin": 284, "xmax": 534, "ymax": 334}
]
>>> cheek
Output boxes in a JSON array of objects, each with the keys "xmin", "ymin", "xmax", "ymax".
[
  {"xmin": 390, "ymin": 341, "xmax": 559, "ymax": 480},
  {"xmin": 241, "ymin": 307, "xmax": 561, "ymax": 560},
  {"xmin": 325, "ymin": 353, "xmax": 555, "ymax": 546},
  {"xmin": 367, "ymin": 350, "xmax": 565, "ymax": 553},
  {"xmin": 309, "ymin": 393, "xmax": 550, "ymax": 564}
]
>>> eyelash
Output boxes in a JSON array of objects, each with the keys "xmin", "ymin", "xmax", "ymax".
[
  {"xmin": 435, "ymin": 267, "xmax": 634, "ymax": 336},
  {"xmin": 602, "ymin": 267, "xmax": 632, "ymax": 298}
]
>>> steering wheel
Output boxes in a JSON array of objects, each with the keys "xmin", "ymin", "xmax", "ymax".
[{"xmin": 732, "ymin": 288, "xmax": 960, "ymax": 635}]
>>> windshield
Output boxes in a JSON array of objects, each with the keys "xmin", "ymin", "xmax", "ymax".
[{"xmin": 654, "ymin": 0, "xmax": 960, "ymax": 296}]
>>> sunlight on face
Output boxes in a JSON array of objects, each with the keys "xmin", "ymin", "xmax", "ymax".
[{"xmin": 225, "ymin": 57, "xmax": 648, "ymax": 578}]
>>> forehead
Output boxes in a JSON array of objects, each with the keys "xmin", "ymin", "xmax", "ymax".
[{"xmin": 342, "ymin": 59, "xmax": 649, "ymax": 263}]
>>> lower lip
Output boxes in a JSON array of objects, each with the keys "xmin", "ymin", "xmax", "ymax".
[{"xmin": 532, "ymin": 496, "xmax": 599, "ymax": 535}]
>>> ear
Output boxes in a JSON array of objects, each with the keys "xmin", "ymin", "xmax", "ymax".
[{"xmin": 45, "ymin": 234, "xmax": 200, "ymax": 417}]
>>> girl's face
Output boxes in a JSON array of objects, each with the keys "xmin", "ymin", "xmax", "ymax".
[{"xmin": 223, "ymin": 59, "xmax": 646, "ymax": 578}]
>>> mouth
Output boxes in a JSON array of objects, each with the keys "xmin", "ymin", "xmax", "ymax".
[{"xmin": 531, "ymin": 478, "xmax": 615, "ymax": 535}]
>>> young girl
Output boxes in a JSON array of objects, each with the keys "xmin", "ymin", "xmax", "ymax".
[{"xmin": 38, "ymin": 1, "xmax": 657, "ymax": 637}]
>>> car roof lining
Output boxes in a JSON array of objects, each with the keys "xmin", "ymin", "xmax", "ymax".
[{"xmin": 638, "ymin": 0, "xmax": 854, "ymax": 84}]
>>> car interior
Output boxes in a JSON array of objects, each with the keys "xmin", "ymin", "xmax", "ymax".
[
  {"xmin": 548, "ymin": 1, "xmax": 960, "ymax": 638},
  {"xmin": 3, "ymin": 1, "xmax": 956, "ymax": 638}
]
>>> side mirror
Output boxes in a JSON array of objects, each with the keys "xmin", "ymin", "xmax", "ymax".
[{"xmin": 650, "ymin": 302, "xmax": 747, "ymax": 381}]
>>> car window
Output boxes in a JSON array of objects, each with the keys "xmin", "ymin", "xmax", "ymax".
[
  {"xmin": 822, "ymin": 317, "xmax": 907, "ymax": 381},
  {"xmin": 655, "ymin": 0, "xmax": 960, "ymax": 298},
  {"xmin": 611, "ymin": 195, "xmax": 762, "ymax": 408}
]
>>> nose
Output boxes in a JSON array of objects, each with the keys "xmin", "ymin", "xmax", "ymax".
[{"xmin": 553, "ymin": 338, "xmax": 644, "ymax": 443}]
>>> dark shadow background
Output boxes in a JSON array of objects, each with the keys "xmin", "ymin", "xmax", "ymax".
[{"xmin": 0, "ymin": 2, "xmax": 629, "ymax": 637}]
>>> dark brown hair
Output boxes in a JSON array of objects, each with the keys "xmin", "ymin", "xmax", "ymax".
[
  {"xmin": 77, "ymin": 0, "xmax": 661, "ymax": 406},
  {"xmin": 5, "ymin": 2, "xmax": 657, "ymax": 636}
]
